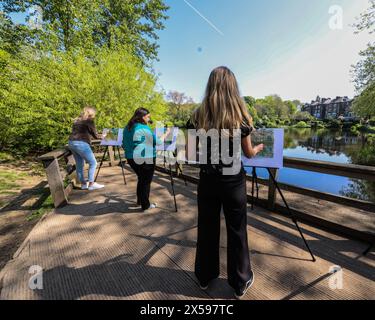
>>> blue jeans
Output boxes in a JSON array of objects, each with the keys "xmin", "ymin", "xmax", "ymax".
[{"xmin": 68, "ymin": 141, "xmax": 97, "ymax": 183}]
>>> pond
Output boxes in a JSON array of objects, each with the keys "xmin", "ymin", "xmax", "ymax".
[{"xmin": 249, "ymin": 128, "xmax": 375, "ymax": 203}]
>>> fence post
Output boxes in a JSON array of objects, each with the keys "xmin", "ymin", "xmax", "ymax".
[
  {"xmin": 42, "ymin": 158, "xmax": 68, "ymax": 208},
  {"xmin": 108, "ymin": 146, "xmax": 115, "ymax": 166},
  {"xmin": 268, "ymin": 168, "xmax": 279, "ymax": 210}
]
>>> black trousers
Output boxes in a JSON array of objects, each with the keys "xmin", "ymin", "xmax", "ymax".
[
  {"xmin": 128, "ymin": 159, "xmax": 155, "ymax": 210},
  {"xmin": 195, "ymin": 166, "xmax": 252, "ymax": 291}
]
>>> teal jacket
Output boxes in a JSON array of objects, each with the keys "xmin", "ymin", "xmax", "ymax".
[{"xmin": 123, "ymin": 123, "xmax": 162, "ymax": 160}]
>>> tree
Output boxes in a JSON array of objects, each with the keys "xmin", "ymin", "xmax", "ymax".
[
  {"xmin": 165, "ymin": 91, "xmax": 197, "ymax": 126},
  {"xmin": 0, "ymin": 46, "xmax": 167, "ymax": 154},
  {"xmin": 292, "ymin": 111, "xmax": 314, "ymax": 122},
  {"xmin": 0, "ymin": 11, "xmax": 30, "ymax": 54},
  {"xmin": 353, "ymin": 0, "xmax": 375, "ymax": 34},
  {"xmin": 353, "ymin": 82, "xmax": 375, "ymax": 118},
  {"xmin": 352, "ymin": 44, "xmax": 375, "ymax": 93},
  {"xmin": 244, "ymin": 96, "xmax": 258, "ymax": 121},
  {"xmin": 166, "ymin": 91, "xmax": 194, "ymax": 114},
  {"xmin": 285, "ymin": 100, "xmax": 298, "ymax": 115},
  {"xmin": 1, "ymin": 0, "xmax": 169, "ymax": 62},
  {"xmin": 254, "ymin": 95, "xmax": 290, "ymax": 120},
  {"xmin": 352, "ymin": 0, "xmax": 375, "ymax": 117}
]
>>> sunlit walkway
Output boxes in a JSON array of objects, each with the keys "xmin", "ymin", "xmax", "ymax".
[{"xmin": 1, "ymin": 166, "xmax": 374, "ymax": 300}]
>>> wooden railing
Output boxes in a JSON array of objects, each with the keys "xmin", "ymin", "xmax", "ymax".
[
  {"xmin": 37, "ymin": 142, "xmax": 115, "ymax": 208},
  {"xmin": 254, "ymin": 157, "xmax": 375, "ymax": 213},
  {"xmin": 38, "ymin": 145, "xmax": 375, "ymax": 243},
  {"xmin": 38, "ymin": 145, "xmax": 375, "ymax": 210}
]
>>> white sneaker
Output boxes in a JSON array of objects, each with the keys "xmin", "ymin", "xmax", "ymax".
[
  {"xmin": 88, "ymin": 183, "xmax": 105, "ymax": 191},
  {"xmin": 81, "ymin": 183, "xmax": 89, "ymax": 190},
  {"xmin": 144, "ymin": 203, "xmax": 157, "ymax": 212}
]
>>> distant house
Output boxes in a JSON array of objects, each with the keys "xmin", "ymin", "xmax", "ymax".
[{"xmin": 302, "ymin": 96, "xmax": 356, "ymax": 120}]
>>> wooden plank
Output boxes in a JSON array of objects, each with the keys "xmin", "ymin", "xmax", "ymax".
[
  {"xmin": 64, "ymin": 182, "xmax": 74, "ymax": 198},
  {"xmin": 43, "ymin": 158, "xmax": 68, "ymax": 208},
  {"xmin": 245, "ymin": 175, "xmax": 375, "ymax": 213},
  {"xmin": 155, "ymin": 166, "xmax": 375, "ymax": 245},
  {"xmin": 108, "ymin": 146, "xmax": 115, "ymax": 167},
  {"xmin": 38, "ymin": 149, "xmax": 69, "ymax": 161},
  {"xmin": 284, "ymin": 157, "xmax": 375, "ymax": 181},
  {"xmin": 268, "ymin": 168, "xmax": 278, "ymax": 210}
]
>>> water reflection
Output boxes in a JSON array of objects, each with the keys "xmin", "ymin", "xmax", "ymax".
[
  {"xmin": 282, "ymin": 128, "xmax": 375, "ymax": 203},
  {"xmin": 181, "ymin": 127, "xmax": 375, "ymax": 202}
]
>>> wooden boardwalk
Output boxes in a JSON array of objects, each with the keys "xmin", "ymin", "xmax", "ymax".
[{"xmin": 1, "ymin": 165, "xmax": 374, "ymax": 300}]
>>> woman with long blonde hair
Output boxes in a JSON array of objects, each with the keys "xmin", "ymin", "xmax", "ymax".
[
  {"xmin": 68, "ymin": 106, "xmax": 104, "ymax": 191},
  {"xmin": 187, "ymin": 66, "xmax": 263, "ymax": 299}
]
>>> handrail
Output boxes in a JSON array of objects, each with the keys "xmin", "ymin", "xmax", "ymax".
[
  {"xmin": 284, "ymin": 157, "xmax": 375, "ymax": 181},
  {"xmin": 38, "ymin": 146, "xmax": 375, "ymax": 209},
  {"xmin": 37, "ymin": 145, "xmax": 375, "ymax": 243}
]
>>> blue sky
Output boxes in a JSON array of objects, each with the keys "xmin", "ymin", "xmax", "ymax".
[
  {"xmin": 5, "ymin": 0, "xmax": 373, "ymax": 104},
  {"xmin": 153, "ymin": 0, "xmax": 373, "ymax": 103}
]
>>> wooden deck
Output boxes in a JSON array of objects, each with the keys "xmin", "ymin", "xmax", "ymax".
[{"xmin": 1, "ymin": 165, "xmax": 374, "ymax": 300}]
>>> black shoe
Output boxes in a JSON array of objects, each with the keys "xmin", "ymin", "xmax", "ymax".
[
  {"xmin": 234, "ymin": 271, "xmax": 255, "ymax": 299},
  {"xmin": 195, "ymin": 276, "xmax": 210, "ymax": 290},
  {"xmin": 199, "ymin": 282, "xmax": 209, "ymax": 290}
]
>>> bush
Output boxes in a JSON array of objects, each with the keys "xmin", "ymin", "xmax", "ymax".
[
  {"xmin": 327, "ymin": 119, "xmax": 342, "ymax": 129},
  {"xmin": 311, "ymin": 121, "xmax": 325, "ymax": 128},
  {"xmin": 292, "ymin": 111, "xmax": 314, "ymax": 122},
  {"xmin": 0, "ymin": 47, "xmax": 167, "ymax": 155},
  {"xmin": 294, "ymin": 121, "xmax": 310, "ymax": 128}
]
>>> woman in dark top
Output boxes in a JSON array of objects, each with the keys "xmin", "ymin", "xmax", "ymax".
[
  {"xmin": 68, "ymin": 106, "xmax": 104, "ymax": 191},
  {"xmin": 186, "ymin": 66, "xmax": 264, "ymax": 299}
]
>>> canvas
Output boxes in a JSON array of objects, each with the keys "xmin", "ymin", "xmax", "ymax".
[
  {"xmin": 242, "ymin": 128, "xmax": 284, "ymax": 169},
  {"xmin": 101, "ymin": 128, "xmax": 124, "ymax": 147}
]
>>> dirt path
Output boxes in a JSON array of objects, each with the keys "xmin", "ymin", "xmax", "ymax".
[{"xmin": 0, "ymin": 161, "xmax": 49, "ymax": 272}]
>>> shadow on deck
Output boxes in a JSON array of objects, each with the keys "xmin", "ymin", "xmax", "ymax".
[{"xmin": 1, "ymin": 165, "xmax": 374, "ymax": 300}]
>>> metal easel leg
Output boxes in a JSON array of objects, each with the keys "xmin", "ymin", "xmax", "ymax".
[
  {"xmin": 169, "ymin": 163, "xmax": 178, "ymax": 212},
  {"xmin": 251, "ymin": 167, "xmax": 260, "ymax": 210},
  {"xmin": 95, "ymin": 146, "xmax": 108, "ymax": 182},
  {"xmin": 267, "ymin": 168, "xmax": 316, "ymax": 262},
  {"xmin": 116, "ymin": 146, "xmax": 127, "ymax": 185}
]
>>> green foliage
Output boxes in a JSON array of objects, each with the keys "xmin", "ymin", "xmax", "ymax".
[
  {"xmin": 165, "ymin": 91, "xmax": 198, "ymax": 127},
  {"xmin": 1, "ymin": 0, "xmax": 169, "ymax": 63},
  {"xmin": 244, "ymin": 96, "xmax": 259, "ymax": 122},
  {"xmin": 352, "ymin": 2, "xmax": 375, "ymax": 118},
  {"xmin": 294, "ymin": 121, "xmax": 310, "ymax": 128},
  {"xmin": 0, "ymin": 170, "xmax": 27, "ymax": 191},
  {"xmin": 326, "ymin": 119, "xmax": 342, "ymax": 129},
  {"xmin": 311, "ymin": 121, "xmax": 325, "ymax": 129},
  {"xmin": 0, "ymin": 11, "xmax": 30, "ymax": 55},
  {"xmin": 353, "ymin": 0, "xmax": 375, "ymax": 34},
  {"xmin": 0, "ymin": 46, "xmax": 167, "ymax": 154},
  {"xmin": 353, "ymin": 81, "xmax": 375, "ymax": 117},
  {"xmin": 292, "ymin": 111, "xmax": 314, "ymax": 122},
  {"xmin": 250, "ymin": 95, "xmax": 300, "ymax": 125},
  {"xmin": 354, "ymin": 124, "xmax": 375, "ymax": 133},
  {"xmin": 27, "ymin": 195, "xmax": 54, "ymax": 221}
]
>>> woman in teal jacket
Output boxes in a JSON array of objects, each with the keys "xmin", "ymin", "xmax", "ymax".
[{"xmin": 123, "ymin": 108, "xmax": 170, "ymax": 211}]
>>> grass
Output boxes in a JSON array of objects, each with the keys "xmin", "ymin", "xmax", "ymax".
[
  {"xmin": 0, "ymin": 170, "xmax": 28, "ymax": 191},
  {"xmin": 0, "ymin": 158, "xmax": 50, "ymax": 220},
  {"xmin": 0, "ymin": 152, "xmax": 15, "ymax": 163},
  {"xmin": 27, "ymin": 195, "xmax": 54, "ymax": 221}
]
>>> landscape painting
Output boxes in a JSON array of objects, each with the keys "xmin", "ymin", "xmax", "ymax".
[
  {"xmin": 242, "ymin": 128, "xmax": 284, "ymax": 169},
  {"xmin": 101, "ymin": 128, "xmax": 124, "ymax": 146}
]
